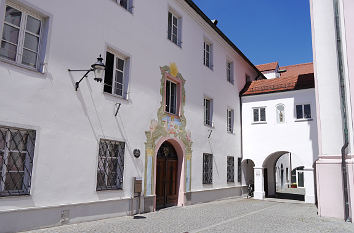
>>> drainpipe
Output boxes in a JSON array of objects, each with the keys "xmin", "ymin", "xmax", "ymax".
[{"xmin": 333, "ymin": 0, "xmax": 351, "ymax": 222}]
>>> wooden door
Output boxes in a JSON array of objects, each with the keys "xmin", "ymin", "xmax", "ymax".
[
  {"xmin": 166, "ymin": 160, "xmax": 178, "ymax": 207},
  {"xmin": 156, "ymin": 158, "xmax": 165, "ymax": 209},
  {"xmin": 155, "ymin": 141, "xmax": 178, "ymax": 209}
]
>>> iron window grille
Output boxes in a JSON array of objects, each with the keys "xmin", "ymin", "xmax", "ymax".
[
  {"xmin": 96, "ymin": 139, "xmax": 125, "ymax": 191},
  {"xmin": 238, "ymin": 157, "xmax": 242, "ymax": 183},
  {"xmin": 0, "ymin": 126, "xmax": 36, "ymax": 197},
  {"xmin": 227, "ymin": 109, "xmax": 234, "ymax": 133},
  {"xmin": 227, "ymin": 156, "xmax": 234, "ymax": 183},
  {"xmin": 203, "ymin": 153, "xmax": 213, "ymax": 184}
]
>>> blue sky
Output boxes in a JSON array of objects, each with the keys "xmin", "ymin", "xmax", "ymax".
[{"xmin": 192, "ymin": 0, "xmax": 313, "ymax": 67}]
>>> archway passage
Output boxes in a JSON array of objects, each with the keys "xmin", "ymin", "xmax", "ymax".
[
  {"xmin": 156, "ymin": 141, "xmax": 178, "ymax": 209},
  {"xmin": 263, "ymin": 152, "xmax": 305, "ymax": 201}
]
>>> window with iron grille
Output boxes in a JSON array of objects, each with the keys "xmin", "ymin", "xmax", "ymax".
[
  {"xmin": 203, "ymin": 153, "xmax": 213, "ymax": 184},
  {"xmin": 227, "ymin": 156, "xmax": 234, "ymax": 183},
  {"xmin": 97, "ymin": 139, "xmax": 125, "ymax": 191},
  {"xmin": 238, "ymin": 157, "xmax": 242, "ymax": 183},
  {"xmin": 0, "ymin": 2, "xmax": 47, "ymax": 71},
  {"xmin": 0, "ymin": 126, "xmax": 36, "ymax": 197},
  {"xmin": 227, "ymin": 108, "xmax": 234, "ymax": 133}
]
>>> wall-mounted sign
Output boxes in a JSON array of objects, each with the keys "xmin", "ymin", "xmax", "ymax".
[{"xmin": 133, "ymin": 149, "xmax": 141, "ymax": 158}]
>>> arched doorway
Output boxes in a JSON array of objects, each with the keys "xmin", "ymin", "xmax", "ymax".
[
  {"xmin": 263, "ymin": 152, "xmax": 305, "ymax": 201},
  {"xmin": 242, "ymin": 159, "xmax": 255, "ymax": 186},
  {"xmin": 155, "ymin": 141, "xmax": 179, "ymax": 209}
]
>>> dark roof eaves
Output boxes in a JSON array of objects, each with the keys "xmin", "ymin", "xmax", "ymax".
[
  {"xmin": 184, "ymin": 0, "xmax": 265, "ymax": 79},
  {"xmin": 241, "ymin": 86, "xmax": 315, "ymax": 97}
]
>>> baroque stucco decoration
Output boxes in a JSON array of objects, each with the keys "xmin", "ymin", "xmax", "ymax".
[{"xmin": 144, "ymin": 63, "xmax": 193, "ymax": 196}]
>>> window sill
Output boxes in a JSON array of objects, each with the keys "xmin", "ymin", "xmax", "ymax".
[
  {"xmin": 103, "ymin": 92, "xmax": 129, "ymax": 102},
  {"xmin": 252, "ymin": 121, "xmax": 267, "ymax": 125},
  {"xmin": 203, "ymin": 64, "xmax": 214, "ymax": 71},
  {"xmin": 0, "ymin": 57, "xmax": 45, "ymax": 75},
  {"xmin": 167, "ymin": 38, "xmax": 182, "ymax": 49},
  {"xmin": 204, "ymin": 123, "xmax": 214, "ymax": 129},
  {"xmin": 295, "ymin": 118, "xmax": 313, "ymax": 122},
  {"xmin": 227, "ymin": 131, "xmax": 235, "ymax": 135}
]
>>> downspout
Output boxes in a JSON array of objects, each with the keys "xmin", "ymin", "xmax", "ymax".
[{"xmin": 333, "ymin": 0, "xmax": 351, "ymax": 222}]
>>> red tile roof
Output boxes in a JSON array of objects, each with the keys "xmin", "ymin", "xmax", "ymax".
[
  {"xmin": 256, "ymin": 62, "xmax": 279, "ymax": 72},
  {"xmin": 241, "ymin": 62, "xmax": 314, "ymax": 96}
]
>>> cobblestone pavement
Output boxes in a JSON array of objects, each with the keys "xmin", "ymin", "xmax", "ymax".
[{"xmin": 24, "ymin": 198, "xmax": 354, "ymax": 233}]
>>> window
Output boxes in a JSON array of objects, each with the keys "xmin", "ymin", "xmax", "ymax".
[
  {"xmin": 203, "ymin": 41, "xmax": 212, "ymax": 69},
  {"xmin": 97, "ymin": 139, "xmax": 125, "ymax": 191},
  {"xmin": 113, "ymin": 0, "xmax": 133, "ymax": 13},
  {"xmin": 0, "ymin": 126, "xmax": 36, "ymax": 197},
  {"xmin": 227, "ymin": 108, "xmax": 234, "ymax": 133},
  {"xmin": 253, "ymin": 107, "xmax": 266, "ymax": 123},
  {"xmin": 226, "ymin": 61, "xmax": 234, "ymax": 84},
  {"xmin": 0, "ymin": 3, "xmax": 46, "ymax": 70},
  {"xmin": 103, "ymin": 51, "xmax": 130, "ymax": 98},
  {"xmin": 168, "ymin": 11, "xmax": 181, "ymax": 46},
  {"xmin": 203, "ymin": 153, "xmax": 213, "ymax": 184},
  {"xmin": 296, "ymin": 104, "xmax": 311, "ymax": 120},
  {"xmin": 227, "ymin": 156, "xmax": 234, "ymax": 183},
  {"xmin": 276, "ymin": 104, "xmax": 285, "ymax": 123},
  {"xmin": 237, "ymin": 157, "xmax": 242, "ymax": 183},
  {"xmin": 165, "ymin": 80, "xmax": 178, "ymax": 115},
  {"xmin": 204, "ymin": 98, "xmax": 213, "ymax": 126}
]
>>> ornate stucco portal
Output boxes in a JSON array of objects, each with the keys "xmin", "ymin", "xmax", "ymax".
[{"xmin": 144, "ymin": 64, "xmax": 193, "ymax": 203}]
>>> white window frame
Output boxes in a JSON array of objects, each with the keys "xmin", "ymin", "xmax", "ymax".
[
  {"xmin": 253, "ymin": 107, "xmax": 266, "ymax": 123},
  {"xmin": 165, "ymin": 79, "xmax": 178, "ymax": 115},
  {"xmin": 0, "ymin": 1, "xmax": 45, "ymax": 71},
  {"xmin": 295, "ymin": 104, "xmax": 312, "ymax": 120},
  {"xmin": 226, "ymin": 61, "xmax": 234, "ymax": 84},
  {"xmin": 203, "ymin": 41, "xmax": 213, "ymax": 69},
  {"xmin": 167, "ymin": 10, "xmax": 182, "ymax": 47},
  {"xmin": 227, "ymin": 108, "xmax": 234, "ymax": 133},
  {"xmin": 204, "ymin": 97, "xmax": 213, "ymax": 127},
  {"xmin": 103, "ymin": 49, "xmax": 130, "ymax": 99}
]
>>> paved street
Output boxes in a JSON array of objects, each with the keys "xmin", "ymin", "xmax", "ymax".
[{"xmin": 24, "ymin": 198, "xmax": 354, "ymax": 233}]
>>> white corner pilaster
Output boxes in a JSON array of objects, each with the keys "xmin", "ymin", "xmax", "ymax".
[
  {"xmin": 304, "ymin": 168, "xmax": 316, "ymax": 204},
  {"xmin": 254, "ymin": 167, "xmax": 265, "ymax": 200}
]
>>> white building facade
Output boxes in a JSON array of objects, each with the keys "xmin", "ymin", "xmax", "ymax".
[
  {"xmin": 241, "ymin": 63, "xmax": 318, "ymax": 204},
  {"xmin": 0, "ymin": 0, "xmax": 262, "ymax": 232}
]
